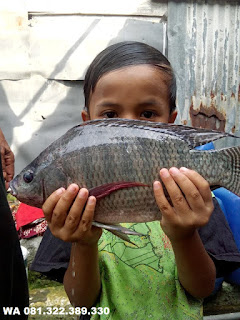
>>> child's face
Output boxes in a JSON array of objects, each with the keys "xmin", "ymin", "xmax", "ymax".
[{"xmin": 82, "ymin": 65, "xmax": 177, "ymax": 124}]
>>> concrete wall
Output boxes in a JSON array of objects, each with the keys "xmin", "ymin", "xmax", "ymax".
[{"xmin": 0, "ymin": 0, "xmax": 167, "ymax": 173}]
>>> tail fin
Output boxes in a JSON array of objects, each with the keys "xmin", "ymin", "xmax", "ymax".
[{"xmin": 220, "ymin": 145, "xmax": 240, "ymax": 197}]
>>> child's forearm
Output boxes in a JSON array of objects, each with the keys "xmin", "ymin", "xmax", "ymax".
[
  {"xmin": 171, "ymin": 230, "xmax": 216, "ymax": 299},
  {"xmin": 63, "ymin": 241, "xmax": 101, "ymax": 308}
]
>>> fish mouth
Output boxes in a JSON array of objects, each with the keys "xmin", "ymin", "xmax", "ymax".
[{"xmin": 8, "ymin": 180, "xmax": 17, "ymax": 197}]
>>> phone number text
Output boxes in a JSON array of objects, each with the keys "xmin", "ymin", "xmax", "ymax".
[{"xmin": 3, "ymin": 306, "xmax": 110, "ymax": 316}]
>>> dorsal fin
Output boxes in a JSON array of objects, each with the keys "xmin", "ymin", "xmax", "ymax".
[{"xmin": 73, "ymin": 118, "xmax": 237, "ymax": 149}]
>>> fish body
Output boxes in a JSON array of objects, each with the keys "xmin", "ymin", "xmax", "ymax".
[{"xmin": 10, "ymin": 119, "xmax": 240, "ymax": 224}]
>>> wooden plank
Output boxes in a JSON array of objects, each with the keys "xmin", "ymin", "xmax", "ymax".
[
  {"xmin": 29, "ymin": 15, "xmax": 166, "ymax": 80},
  {"xmin": 26, "ymin": 0, "xmax": 168, "ymax": 17}
]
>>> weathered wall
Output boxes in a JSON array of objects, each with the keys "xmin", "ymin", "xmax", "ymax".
[
  {"xmin": 0, "ymin": 0, "xmax": 239, "ymax": 172},
  {"xmin": 0, "ymin": 0, "xmax": 167, "ymax": 173},
  {"xmin": 168, "ymin": 0, "xmax": 240, "ymax": 146}
]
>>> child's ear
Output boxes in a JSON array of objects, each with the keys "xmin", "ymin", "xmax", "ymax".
[
  {"xmin": 81, "ymin": 110, "xmax": 90, "ymax": 122},
  {"xmin": 168, "ymin": 110, "xmax": 177, "ymax": 123}
]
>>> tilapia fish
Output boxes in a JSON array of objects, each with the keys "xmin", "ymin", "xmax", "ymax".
[{"xmin": 10, "ymin": 119, "xmax": 240, "ymax": 227}]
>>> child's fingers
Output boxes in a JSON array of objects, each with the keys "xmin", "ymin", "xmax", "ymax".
[
  {"xmin": 71, "ymin": 196, "xmax": 97, "ymax": 240},
  {"xmin": 168, "ymin": 167, "xmax": 205, "ymax": 212},
  {"xmin": 73, "ymin": 196, "xmax": 102, "ymax": 244},
  {"xmin": 153, "ymin": 180, "xmax": 173, "ymax": 218},
  {"xmin": 50, "ymin": 184, "xmax": 80, "ymax": 228},
  {"xmin": 64, "ymin": 188, "xmax": 89, "ymax": 232},
  {"xmin": 179, "ymin": 167, "xmax": 213, "ymax": 204},
  {"xmin": 42, "ymin": 187, "xmax": 66, "ymax": 223},
  {"xmin": 79, "ymin": 196, "xmax": 96, "ymax": 232},
  {"xmin": 159, "ymin": 168, "xmax": 190, "ymax": 214}
]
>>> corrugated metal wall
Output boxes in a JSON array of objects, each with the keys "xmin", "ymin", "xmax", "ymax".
[
  {"xmin": 168, "ymin": 1, "xmax": 240, "ymax": 140},
  {"xmin": 0, "ymin": 0, "xmax": 239, "ymax": 172}
]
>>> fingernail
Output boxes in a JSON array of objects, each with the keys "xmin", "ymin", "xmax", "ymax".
[
  {"xmin": 79, "ymin": 188, "xmax": 87, "ymax": 198},
  {"xmin": 180, "ymin": 167, "xmax": 188, "ymax": 172},
  {"xmin": 160, "ymin": 168, "xmax": 170, "ymax": 178},
  {"xmin": 153, "ymin": 181, "xmax": 160, "ymax": 190},
  {"xmin": 68, "ymin": 184, "xmax": 77, "ymax": 193},
  {"xmin": 88, "ymin": 196, "xmax": 95, "ymax": 205},
  {"xmin": 56, "ymin": 187, "xmax": 65, "ymax": 195},
  {"xmin": 169, "ymin": 167, "xmax": 179, "ymax": 176}
]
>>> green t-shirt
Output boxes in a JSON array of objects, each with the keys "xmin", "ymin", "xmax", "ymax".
[{"xmin": 92, "ymin": 222, "xmax": 203, "ymax": 320}]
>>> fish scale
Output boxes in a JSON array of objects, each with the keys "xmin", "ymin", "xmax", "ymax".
[{"xmin": 9, "ymin": 118, "xmax": 240, "ymax": 224}]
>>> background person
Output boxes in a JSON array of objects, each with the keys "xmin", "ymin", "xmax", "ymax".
[{"xmin": 0, "ymin": 128, "xmax": 29, "ymax": 319}]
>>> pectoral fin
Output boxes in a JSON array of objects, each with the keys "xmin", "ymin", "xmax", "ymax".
[{"xmin": 92, "ymin": 221, "xmax": 144, "ymax": 246}]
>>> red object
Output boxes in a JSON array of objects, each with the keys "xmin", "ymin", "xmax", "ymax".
[
  {"xmin": 18, "ymin": 220, "xmax": 48, "ymax": 239},
  {"xmin": 15, "ymin": 203, "xmax": 45, "ymax": 231}
]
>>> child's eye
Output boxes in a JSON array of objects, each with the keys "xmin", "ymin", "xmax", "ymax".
[
  {"xmin": 102, "ymin": 111, "xmax": 117, "ymax": 118},
  {"xmin": 141, "ymin": 111, "xmax": 156, "ymax": 119}
]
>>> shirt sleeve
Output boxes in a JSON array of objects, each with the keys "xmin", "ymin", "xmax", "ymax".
[{"xmin": 198, "ymin": 197, "xmax": 240, "ymax": 278}]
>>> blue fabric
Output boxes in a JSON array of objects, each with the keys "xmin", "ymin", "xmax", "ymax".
[
  {"xmin": 213, "ymin": 188, "xmax": 240, "ymax": 251},
  {"xmin": 213, "ymin": 188, "xmax": 240, "ymax": 286},
  {"xmin": 196, "ymin": 141, "xmax": 240, "ymax": 287},
  {"xmin": 195, "ymin": 142, "xmax": 215, "ymax": 151},
  {"xmin": 212, "ymin": 277, "xmax": 224, "ymax": 294}
]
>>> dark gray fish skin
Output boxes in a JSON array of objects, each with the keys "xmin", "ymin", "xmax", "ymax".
[{"xmin": 10, "ymin": 119, "xmax": 240, "ymax": 224}]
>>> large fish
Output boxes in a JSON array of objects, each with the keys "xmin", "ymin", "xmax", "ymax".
[{"xmin": 9, "ymin": 119, "xmax": 240, "ymax": 230}]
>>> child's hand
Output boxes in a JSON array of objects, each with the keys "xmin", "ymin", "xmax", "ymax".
[
  {"xmin": 42, "ymin": 184, "xmax": 102, "ymax": 245},
  {"xmin": 153, "ymin": 167, "xmax": 214, "ymax": 242}
]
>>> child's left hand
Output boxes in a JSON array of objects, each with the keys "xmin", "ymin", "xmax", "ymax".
[{"xmin": 153, "ymin": 167, "xmax": 214, "ymax": 242}]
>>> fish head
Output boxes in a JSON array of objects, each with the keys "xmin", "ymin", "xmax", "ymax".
[
  {"xmin": 9, "ymin": 155, "xmax": 68, "ymax": 208},
  {"xmin": 9, "ymin": 163, "xmax": 45, "ymax": 208}
]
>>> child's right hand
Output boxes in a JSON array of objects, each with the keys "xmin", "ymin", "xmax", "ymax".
[{"xmin": 42, "ymin": 184, "xmax": 102, "ymax": 245}]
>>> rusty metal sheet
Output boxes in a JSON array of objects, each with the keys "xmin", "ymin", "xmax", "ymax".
[
  {"xmin": 29, "ymin": 15, "xmax": 165, "ymax": 80},
  {"xmin": 190, "ymin": 97, "xmax": 226, "ymax": 132},
  {"xmin": 168, "ymin": 1, "xmax": 240, "ymax": 138},
  {"xmin": 26, "ymin": 0, "xmax": 168, "ymax": 16}
]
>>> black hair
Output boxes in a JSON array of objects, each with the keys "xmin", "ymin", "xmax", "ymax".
[{"xmin": 84, "ymin": 41, "xmax": 176, "ymax": 114}]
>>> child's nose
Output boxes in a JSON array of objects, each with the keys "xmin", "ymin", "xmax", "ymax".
[{"xmin": 121, "ymin": 113, "xmax": 138, "ymax": 120}]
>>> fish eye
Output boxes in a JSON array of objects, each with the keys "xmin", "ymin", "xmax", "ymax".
[{"xmin": 23, "ymin": 170, "xmax": 34, "ymax": 183}]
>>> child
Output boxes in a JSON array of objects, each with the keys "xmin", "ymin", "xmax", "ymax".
[{"xmin": 32, "ymin": 42, "xmax": 240, "ymax": 319}]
